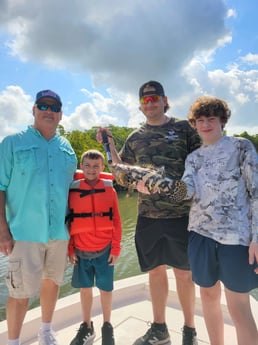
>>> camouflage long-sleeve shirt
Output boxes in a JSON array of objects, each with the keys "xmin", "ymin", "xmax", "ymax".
[
  {"xmin": 120, "ymin": 117, "xmax": 201, "ymax": 218},
  {"xmin": 182, "ymin": 136, "xmax": 258, "ymax": 244}
]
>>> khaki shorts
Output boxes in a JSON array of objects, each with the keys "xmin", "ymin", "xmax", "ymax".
[{"xmin": 6, "ymin": 240, "xmax": 68, "ymax": 298}]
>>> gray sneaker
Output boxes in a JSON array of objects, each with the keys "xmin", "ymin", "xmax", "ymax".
[
  {"xmin": 182, "ymin": 325, "xmax": 198, "ymax": 345},
  {"xmin": 70, "ymin": 322, "xmax": 96, "ymax": 345},
  {"xmin": 38, "ymin": 329, "xmax": 58, "ymax": 345},
  {"xmin": 133, "ymin": 323, "xmax": 170, "ymax": 345}
]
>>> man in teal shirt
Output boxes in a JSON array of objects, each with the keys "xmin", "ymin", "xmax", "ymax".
[{"xmin": 0, "ymin": 90, "xmax": 77, "ymax": 345}]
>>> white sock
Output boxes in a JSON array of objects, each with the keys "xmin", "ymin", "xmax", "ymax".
[
  {"xmin": 7, "ymin": 340, "xmax": 20, "ymax": 345},
  {"xmin": 40, "ymin": 322, "xmax": 52, "ymax": 332}
]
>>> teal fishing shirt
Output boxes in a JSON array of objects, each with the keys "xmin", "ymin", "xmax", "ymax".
[{"xmin": 0, "ymin": 126, "xmax": 77, "ymax": 243}]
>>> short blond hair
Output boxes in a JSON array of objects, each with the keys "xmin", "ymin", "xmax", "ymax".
[{"xmin": 81, "ymin": 149, "xmax": 105, "ymax": 164}]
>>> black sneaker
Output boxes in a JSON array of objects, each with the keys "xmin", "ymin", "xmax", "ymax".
[
  {"xmin": 102, "ymin": 322, "xmax": 115, "ymax": 345},
  {"xmin": 182, "ymin": 325, "xmax": 198, "ymax": 345},
  {"xmin": 70, "ymin": 322, "xmax": 96, "ymax": 345},
  {"xmin": 133, "ymin": 323, "xmax": 170, "ymax": 345}
]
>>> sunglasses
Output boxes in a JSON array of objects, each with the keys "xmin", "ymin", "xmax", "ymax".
[
  {"xmin": 140, "ymin": 95, "xmax": 161, "ymax": 104},
  {"xmin": 36, "ymin": 103, "xmax": 61, "ymax": 113}
]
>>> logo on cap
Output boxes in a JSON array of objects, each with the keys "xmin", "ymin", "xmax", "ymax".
[
  {"xmin": 139, "ymin": 81, "xmax": 165, "ymax": 99},
  {"xmin": 35, "ymin": 89, "xmax": 62, "ymax": 105}
]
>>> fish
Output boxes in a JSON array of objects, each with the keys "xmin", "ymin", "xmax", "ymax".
[{"xmin": 108, "ymin": 162, "xmax": 187, "ymax": 202}]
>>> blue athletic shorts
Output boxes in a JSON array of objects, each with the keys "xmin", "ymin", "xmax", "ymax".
[
  {"xmin": 71, "ymin": 249, "xmax": 114, "ymax": 291},
  {"xmin": 188, "ymin": 231, "xmax": 258, "ymax": 293}
]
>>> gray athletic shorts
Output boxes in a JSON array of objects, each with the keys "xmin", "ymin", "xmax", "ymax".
[
  {"xmin": 6, "ymin": 240, "xmax": 68, "ymax": 298},
  {"xmin": 135, "ymin": 215, "xmax": 190, "ymax": 272}
]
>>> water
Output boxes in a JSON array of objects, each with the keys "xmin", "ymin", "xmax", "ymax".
[{"xmin": 1, "ymin": 191, "xmax": 258, "ymax": 321}]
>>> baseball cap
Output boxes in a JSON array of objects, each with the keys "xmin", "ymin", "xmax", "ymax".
[
  {"xmin": 139, "ymin": 81, "xmax": 165, "ymax": 99},
  {"xmin": 35, "ymin": 89, "xmax": 62, "ymax": 105}
]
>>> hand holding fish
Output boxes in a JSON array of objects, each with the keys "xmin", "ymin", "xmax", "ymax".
[
  {"xmin": 136, "ymin": 180, "xmax": 151, "ymax": 194},
  {"xmin": 96, "ymin": 127, "xmax": 113, "ymax": 144},
  {"xmin": 97, "ymin": 127, "xmax": 121, "ymax": 164}
]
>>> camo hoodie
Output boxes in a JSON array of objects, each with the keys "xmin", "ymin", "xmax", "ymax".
[
  {"xmin": 120, "ymin": 117, "xmax": 201, "ymax": 218},
  {"xmin": 182, "ymin": 136, "xmax": 258, "ymax": 245}
]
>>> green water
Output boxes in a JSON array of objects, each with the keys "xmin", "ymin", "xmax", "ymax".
[{"xmin": 0, "ymin": 191, "xmax": 258, "ymax": 322}]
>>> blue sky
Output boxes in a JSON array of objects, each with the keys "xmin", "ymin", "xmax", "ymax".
[{"xmin": 0, "ymin": 0, "xmax": 257, "ymax": 141}]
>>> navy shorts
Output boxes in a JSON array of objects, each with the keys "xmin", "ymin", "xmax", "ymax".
[
  {"xmin": 71, "ymin": 249, "xmax": 114, "ymax": 291},
  {"xmin": 188, "ymin": 231, "xmax": 258, "ymax": 293},
  {"xmin": 135, "ymin": 215, "xmax": 190, "ymax": 272}
]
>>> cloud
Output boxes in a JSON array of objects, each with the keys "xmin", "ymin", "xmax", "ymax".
[
  {"xmin": 0, "ymin": 0, "xmax": 229, "ymax": 91},
  {"xmin": 61, "ymin": 88, "xmax": 142, "ymax": 131},
  {"xmin": 240, "ymin": 53, "xmax": 258, "ymax": 66},
  {"xmin": 0, "ymin": 86, "xmax": 32, "ymax": 140},
  {"xmin": 0, "ymin": 1, "xmax": 257, "ymax": 139},
  {"xmin": 175, "ymin": 58, "xmax": 258, "ymax": 133}
]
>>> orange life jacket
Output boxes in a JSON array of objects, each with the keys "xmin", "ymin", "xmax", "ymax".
[{"xmin": 68, "ymin": 179, "xmax": 114, "ymax": 235}]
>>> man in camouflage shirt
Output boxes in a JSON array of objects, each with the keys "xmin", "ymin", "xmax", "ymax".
[{"xmin": 99, "ymin": 81, "xmax": 201, "ymax": 345}]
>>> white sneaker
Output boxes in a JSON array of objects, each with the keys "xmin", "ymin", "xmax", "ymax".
[{"xmin": 38, "ymin": 329, "xmax": 58, "ymax": 345}]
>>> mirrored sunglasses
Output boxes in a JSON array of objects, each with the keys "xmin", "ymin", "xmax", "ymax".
[
  {"xmin": 36, "ymin": 103, "xmax": 61, "ymax": 113},
  {"xmin": 140, "ymin": 95, "xmax": 161, "ymax": 104}
]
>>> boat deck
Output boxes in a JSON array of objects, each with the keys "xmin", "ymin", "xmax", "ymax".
[{"xmin": 0, "ymin": 270, "xmax": 257, "ymax": 344}]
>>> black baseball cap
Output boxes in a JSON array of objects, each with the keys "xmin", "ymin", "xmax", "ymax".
[{"xmin": 139, "ymin": 81, "xmax": 165, "ymax": 98}]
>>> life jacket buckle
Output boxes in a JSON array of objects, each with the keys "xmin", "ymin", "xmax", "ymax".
[{"xmin": 92, "ymin": 212, "xmax": 104, "ymax": 217}]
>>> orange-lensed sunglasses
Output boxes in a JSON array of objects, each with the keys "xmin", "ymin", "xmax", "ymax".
[{"xmin": 140, "ymin": 95, "xmax": 161, "ymax": 104}]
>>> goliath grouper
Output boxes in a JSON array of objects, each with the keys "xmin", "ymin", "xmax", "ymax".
[
  {"xmin": 101, "ymin": 130, "xmax": 187, "ymax": 202},
  {"xmin": 108, "ymin": 162, "xmax": 187, "ymax": 203}
]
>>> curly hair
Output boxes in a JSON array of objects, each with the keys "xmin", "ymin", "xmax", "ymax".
[{"xmin": 188, "ymin": 96, "xmax": 231, "ymax": 129}]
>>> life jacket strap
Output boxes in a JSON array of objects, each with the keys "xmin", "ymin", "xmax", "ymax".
[
  {"xmin": 69, "ymin": 188, "xmax": 106, "ymax": 198},
  {"xmin": 66, "ymin": 207, "xmax": 113, "ymax": 223}
]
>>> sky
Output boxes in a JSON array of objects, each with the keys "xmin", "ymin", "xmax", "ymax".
[{"xmin": 0, "ymin": 0, "xmax": 258, "ymax": 142}]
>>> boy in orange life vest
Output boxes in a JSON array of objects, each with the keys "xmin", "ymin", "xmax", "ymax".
[{"xmin": 68, "ymin": 149, "xmax": 122, "ymax": 345}]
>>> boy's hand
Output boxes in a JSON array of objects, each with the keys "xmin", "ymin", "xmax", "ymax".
[
  {"xmin": 249, "ymin": 242, "xmax": 258, "ymax": 274},
  {"xmin": 69, "ymin": 254, "xmax": 78, "ymax": 265},
  {"xmin": 108, "ymin": 254, "xmax": 119, "ymax": 265}
]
